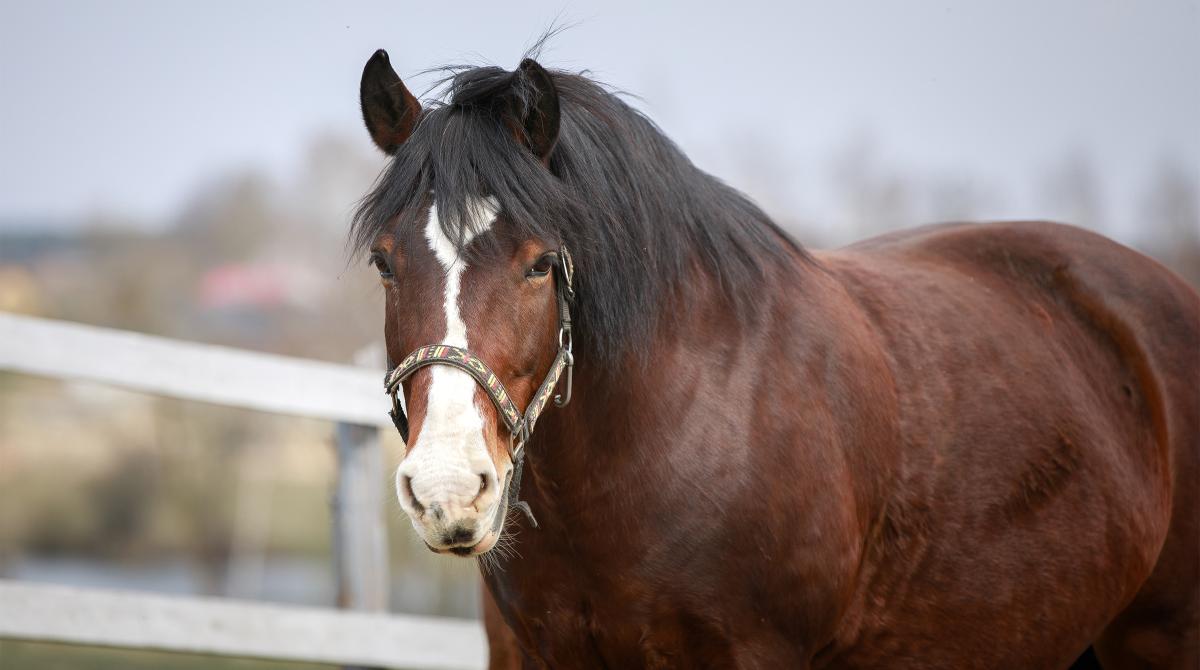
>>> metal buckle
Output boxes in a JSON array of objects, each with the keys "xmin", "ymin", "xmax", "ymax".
[
  {"xmin": 559, "ymin": 246, "xmax": 575, "ymax": 299},
  {"xmin": 507, "ymin": 423, "xmax": 529, "ymax": 462},
  {"xmin": 554, "ymin": 348, "xmax": 574, "ymax": 408}
]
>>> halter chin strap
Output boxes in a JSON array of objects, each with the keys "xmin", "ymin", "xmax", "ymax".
[{"xmin": 382, "ymin": 246, "xmax": 575, "ymax": 528}]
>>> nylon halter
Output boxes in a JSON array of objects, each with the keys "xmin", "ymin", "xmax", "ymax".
[{"xmin": 383, "ymin": 247, "xmax": 575, "ymax": 528}]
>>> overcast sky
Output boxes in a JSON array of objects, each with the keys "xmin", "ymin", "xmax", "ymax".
[{"xmin": 1, "ymin": 0, "xmax": 1196, "ymax": 237}]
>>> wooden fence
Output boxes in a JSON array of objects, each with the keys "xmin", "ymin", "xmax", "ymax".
[{"xmin": 0, "ymin": 311, "xmax": 486, "ymax": 669}]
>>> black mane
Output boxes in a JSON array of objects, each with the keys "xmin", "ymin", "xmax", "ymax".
[{"xmin": 351, "ymin": 60, "xmax": 806, "ymax": 367}]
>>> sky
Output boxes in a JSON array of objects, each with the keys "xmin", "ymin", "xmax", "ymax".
[{"xmin": 1, "ymin": 0, "xmax": 1196, "ymax": 239}]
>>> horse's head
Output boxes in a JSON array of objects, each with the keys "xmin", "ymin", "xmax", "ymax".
[{"xmin": 358, "ymin": 50, "xmax": 567, "ymax": 557}]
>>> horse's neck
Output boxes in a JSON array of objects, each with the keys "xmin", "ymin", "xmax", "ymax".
[
  {"xmin": 509, "ymin": 253, "xmax": 894, "ymax": 559},
  {"xmin": 519, "ymin": 257, "xmax": 804, "ymax": 538}
]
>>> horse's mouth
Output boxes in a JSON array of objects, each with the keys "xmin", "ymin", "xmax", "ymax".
[
  {"xmin": 418, "ymin": 468, "xmax": 511, "ymax": 558},
  {"xmin": 425, "ymin": 530, "xmax": 498, "ymax": 557}
]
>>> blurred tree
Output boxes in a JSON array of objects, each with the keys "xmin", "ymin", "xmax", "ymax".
[
  {"xmin": 292, "ymin": 132, "xmax": 387, "ymax": 242},
  {"xmin": 87, "ymin": 451, "xmax": 160, "ymax": 558},
  {"xmin": 1139, "ymin": 157, "xmax": 1199, "ymax": 285},
  {"xmin": 926, "ymin": 176, "xmax": 997, "ymax": 223},
  {"xmin": 175, "ymin": 172, "xmax": 278, "ymax": 264},
  {"xmin": 1038, "ymin": 150, "xmax": 1108, "ymax": 233},
  {"xmin": 829, "ymin": 134, "xmax": 915, "ymax": 242}
]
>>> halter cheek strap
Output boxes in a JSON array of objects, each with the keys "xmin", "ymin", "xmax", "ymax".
[{"xmin": 383, "ymin": 246, "xmax": 575, "ymax": 528}]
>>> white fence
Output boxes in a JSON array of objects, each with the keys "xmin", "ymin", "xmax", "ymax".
[
  {"xmin": 0, "ymin": 311, "xmax": 486, "ymax": 669},
  {"xmin": 0, "ymin": 311, "xmax": 387, "ymax": 426},
  {"xmin": 0, "ymin": 581, "xmax": 485, "ymax": 670}
]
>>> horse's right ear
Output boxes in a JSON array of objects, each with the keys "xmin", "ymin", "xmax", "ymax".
[{"xmin": 360, "ymin": 49, "xmax": 421, "ymax": 155}]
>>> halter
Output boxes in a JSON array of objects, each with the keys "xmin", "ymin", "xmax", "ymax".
[{"xmin": 383, "ymin": 246, "xmax": 575, "ymax": 528}]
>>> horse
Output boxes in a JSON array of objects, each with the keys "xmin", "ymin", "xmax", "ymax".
[{"xmin": 350, "ymin": 47, "xmax": 1199, "ymax": 668}]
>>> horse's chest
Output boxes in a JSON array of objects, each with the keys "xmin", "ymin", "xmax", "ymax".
[
  {"xmin": 508, "ymin": 584, "xmax": 760, "ymax": 669},
  {"xmin": 519, "ymin": 610, "xmax": 717, "ymax": 668}
]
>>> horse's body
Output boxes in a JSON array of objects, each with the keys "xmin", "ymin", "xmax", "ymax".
[
  {"xmin": 480, "ymin": 221, "xmax": 1198, "ymax": 668},
  {"xmin": 352, "ymin": 49, "xmax": 1199, "ymax": 668}
]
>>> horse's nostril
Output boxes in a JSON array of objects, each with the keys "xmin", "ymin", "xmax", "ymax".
[
  {"xmin": 402, "ymin": 475, "xmax": 425, "ymax": 516},
  {"xmin": 471, "ymin": 472, "xmax": 493, "ymax": 507}
]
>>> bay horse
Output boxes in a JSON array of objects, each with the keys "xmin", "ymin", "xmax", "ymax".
[{"xmin": 351, "ymin": 47, "xmax": 1199, "ymax": 668}]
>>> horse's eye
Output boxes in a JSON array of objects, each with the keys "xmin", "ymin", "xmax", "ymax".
[
  {"xmin": 526, "ymin": 253, "xmax": 557, "ymax": 279},
  {"xmin": 370, "ymin": 252, "xmax": 394, "ymax": 279}
]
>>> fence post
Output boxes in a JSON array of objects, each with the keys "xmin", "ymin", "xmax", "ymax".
[
  {"xmin": 332, "ymin": 421, "xmax": 388, "ymax": 611},
  {"xmin": 332, "ymin": 345, "xmax": 390, "ymax": 670}
]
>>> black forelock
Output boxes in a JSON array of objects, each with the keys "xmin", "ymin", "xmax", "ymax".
[{"xmin": 351, "ymin": 53, "xmax": 807, "ymax": 368}]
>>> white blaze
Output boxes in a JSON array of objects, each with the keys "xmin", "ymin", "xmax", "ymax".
[{"xmin": 396, "ymin": 197, "xmax": 500, "ymax": 522}]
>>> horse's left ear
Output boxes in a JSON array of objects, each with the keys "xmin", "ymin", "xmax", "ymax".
[{"xmin": 505, "ymin": 59, "xmax": 560, "ymax": 161}]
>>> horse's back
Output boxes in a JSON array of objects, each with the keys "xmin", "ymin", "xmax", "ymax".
[
  {"xmin": 845, "ymin": 221, "xmax": 1198, "ymax": 493},
  {"xmin": 817, "ymin": 221, "xmax": 1199, "ymax": 668},
  {"xmin": 839, "ymin": 221, "xmax": 1197, "ymax": 461}
]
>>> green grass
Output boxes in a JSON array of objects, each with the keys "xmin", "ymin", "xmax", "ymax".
[{"xmin": 0, "ymin": 640, "xmax": 336, "ymax": 670}]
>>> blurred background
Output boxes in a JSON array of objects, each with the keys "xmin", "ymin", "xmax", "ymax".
[{"xmin": 1, "ymin": 1, "xmax": 1196, "ymax": 667}]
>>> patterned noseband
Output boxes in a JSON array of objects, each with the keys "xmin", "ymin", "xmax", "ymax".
[{"xmin": 383, "ymin": 247, "xmax": 575, "ymax": 528}]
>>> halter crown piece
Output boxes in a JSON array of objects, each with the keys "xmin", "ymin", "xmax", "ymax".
[{"xmin": 383, "ymin": 246, "xmax": 575, "ymax": 528}]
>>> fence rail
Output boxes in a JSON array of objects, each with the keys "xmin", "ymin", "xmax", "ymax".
[
  {"xmin": 0, "ymin": 581, "xmax": 486, "ymax": 670},
  {"xmin": 0, "ymin": 311, "xmax": 390, "ymax": 426},
  {"xmin": 0, "ymin": 311, "xmax": 483, "ymax": 669}
]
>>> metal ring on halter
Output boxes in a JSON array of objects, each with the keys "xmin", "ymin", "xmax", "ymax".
[
  {"xmin": 558, "ymin": 325, "xmax": 572, "ymax": 352},
  {"xmin": 507, "ymin": 424, "xmax": 529, "ymax": 462}
]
